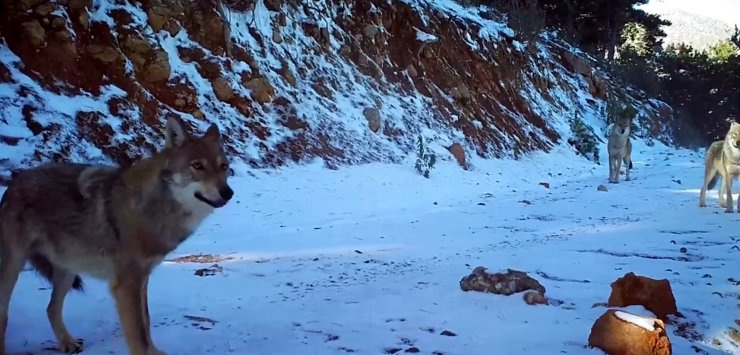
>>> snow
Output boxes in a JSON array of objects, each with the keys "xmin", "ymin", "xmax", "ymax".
[
  {"xmin": 3, "ymin": 141, "xmax": 739, "ymax": 355},
  {"xmin": 614, "ymin": 311, "xmax": 659, "ymax": 331},
  {"xmin": 415, "ymin": 28, "xmax": 439, "ymax": 43}
]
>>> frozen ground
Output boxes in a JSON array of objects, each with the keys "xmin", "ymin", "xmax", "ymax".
[{"xmin": 4, "ymin": 142, "xmax": 739, "ymax": 355}]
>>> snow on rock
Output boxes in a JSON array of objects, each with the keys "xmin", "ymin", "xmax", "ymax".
[{"xmin": 615, "ymin": 310, "xmax": 661, "ymax": 331}]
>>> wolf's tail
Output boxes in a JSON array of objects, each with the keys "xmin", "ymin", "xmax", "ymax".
[
  {"xmin": 707, "ymin": 174, "xmax": 719, "ymax": 190},
  {"xmin": 28, "ymin": 253, "xmax": 84, "ymax": 291}
]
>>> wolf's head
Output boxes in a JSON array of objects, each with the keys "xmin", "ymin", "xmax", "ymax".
[
  {"xmin": 727, "ymin": 121, "xmax": 740, "ymax": 149},
  {"xmin": 162, "ymin": 117, "xmax": 233, "ymax": 209},
  {"xmin": 614, "ymin": 117, "xmax": 631, "ymax": 135}
]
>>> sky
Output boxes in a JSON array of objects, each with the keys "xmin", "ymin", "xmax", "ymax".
[{"xmin": 642, "ymin": 0, "xmax": 740, "ymax": 27}]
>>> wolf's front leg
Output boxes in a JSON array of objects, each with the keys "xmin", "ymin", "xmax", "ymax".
[
  {"xmin": 141, "ymin": 277, "xmax": 165, "ymax": 355},
  {"xmin": 725, "ymin": 174, "xmax": 734, "ymax": 213},
  {"xmin": 111, "ymin": 271, "xmax": 156, "ymax": 355}
]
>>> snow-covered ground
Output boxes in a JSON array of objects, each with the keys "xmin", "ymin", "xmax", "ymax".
[{"xmin": 4, "ymin": 142, "xmax": 739, "ymax": 355}]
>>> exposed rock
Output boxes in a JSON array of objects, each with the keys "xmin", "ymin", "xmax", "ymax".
[
  {"xmin": 87, "ymin": 44, "xmax": 121, "ymax": 63},
  {"xmin": 608, "ymin": 272, "xmax": 678, "ymax": 321},
  {"xmin": 588, "ymin": 310, "xmax": 672, "ymax": 355},
  {"xmin": 460, "ymin": 266, "xmax": 546, "ymax": 296},
  {"xmin": 142, "ymin": 51, "xmax": 171, "ymax": 83},
  {"xmin": 591, "ymin": 75, "xmax": 608, "ymax": 98},
  {"xmin": 212, "ymin": 77, "xmax": 234, "ymax": 102},
  {"xmin": 363, "ymin": 107, "xmax": 381, "ymax": 133},
  {"xmin": 50, "ymin": 16, "xmax": 66, "ymax": 30},
  {"xmin": 451, "ymin": 84, "xmax": 472, "ymax": 104},
  {"xmin": 279, "ymin": 64, "xmax": 297, "ymax": 86},
  {"xmin": 34, "ymin": 3, "xmax": 56, "ymax": 17},
  {"xmin": 561, "ymin": 50, "xmax": 592, "ymax": 76},
  {"xmin": 246, "ymin": 77, "xmax": 275, "ymax": 104},
  {"xmin": 19, "ymin": 0, "xmax": 43, "ymax": 10},
  {"xmin": 272, "ymin": 27, "xmax": 283, "ymax": 44},
  {"xmin": 69, "ymin": 0, "xmax": 91, "ymax": 11},
  {"xmin": 406, "ymin": 64, "xmax": 418, "ymax": 78},
  {"xmin": 147, "ymin": 8, "xmax": 166, "ymax": 32},
  {"xmin": 598, "ymin": 184, "xmax": 608, "ymax": 192},
  {"xmin": 21, "ymin": 21, "xmax": 46, "ymax": 49},
  {"xmin": 448, "ymin": 143, "xmax": 467, "ymax": 170},
  {"xmin": 539, "ymin": 182, "xmax": 550, "ymax": 189},
  {"xmin": 77, "ymin": 10, "xmax": 90, "ymax": 30},
  {"xmin": 264, "ymin": 0, "xmax": 283, "ymax": 12},
  {"xmin": 364, "ymin": 24, "xmax": 380, "ymax": 38},
  {"xmin": 124, "ymin": 35, "xmax": 153, "ymax": 54},
  {"xmin": 53, "ymin": 31, "xmax": 78, "ymax": 58},
  {"xmin": 523, "ymin": 291, "xmax": 547, "ymax": 305}
]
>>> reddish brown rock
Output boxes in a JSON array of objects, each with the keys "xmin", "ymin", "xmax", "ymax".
[
  {"xmin": 212, "ymin": 77, "xmax": 234, "ymax": 102},
  {"xmin": 87, "ymin": 44, "xmax": 121, "ymax": 63},
  {"xmin": 246, "ymin": 77, "xmax": 275, "ymax": 104},
  {"xmin": 448, "ymin": 143, "xmax": 467, "ymax": 170},
  {"xmin": 561, "ymin": 50, "xmax": 592, "ymax": 76},
  {"xmin": 588, "ymin": 310, "xmax": 672, "ymax": 355},
  {"xmin": 264, "ymin": 0, "xmax": 283, "ymax": 12},
  {"xmin": 608, "ymin": 272, "xmax": 678, "ymax": 321},
  {"xmin": 142, "ymin": 51, "xmax": 171, "ymax": 83},
  {"xmin": 21, "ymin": 21, "xmax": 46, "ymax": 49},
  {"xmin": 279, "ymin": 64, "xmax": 296, "ymax": 86},
  {"xmin": 34, "ymin": 3, "xmax": 56, "ymax": 16}
]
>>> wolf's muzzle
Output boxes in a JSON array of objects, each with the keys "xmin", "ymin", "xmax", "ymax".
[{"xmin": 219, "ymin": 186, "xmax": 234, "ymax": 201}]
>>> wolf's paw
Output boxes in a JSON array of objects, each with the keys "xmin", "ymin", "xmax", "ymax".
[
  {"xmin": 725, "ymin": 208, "xmax": 734, "ymax": 213},
  {"xmin": 59, "ymin": 338, "xmax": 84, "ymax": 354},
  {"xmin": 700, "ymin": 202, "xmax": 707, "ymax": 207},
  {"xmin": 720, "ymin": 201, "xmax": 727, "ymax": 208}
]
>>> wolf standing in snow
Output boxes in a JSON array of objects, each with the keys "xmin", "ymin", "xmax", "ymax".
[
  {"xmin": 0, "ymin": 117, "xmax": 234, "ymax": 355},
  {"xmin": 699, "ymin": 122, "xmax": 740, "ymax": 212},
  {"xmin": 607, "ymin": 116, "xmax": 633, "ymax": 183}
]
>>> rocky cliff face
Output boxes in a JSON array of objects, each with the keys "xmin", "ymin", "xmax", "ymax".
[{"xmin": 0, "ymin": 0, "xmax": 675, "ymax": 179}]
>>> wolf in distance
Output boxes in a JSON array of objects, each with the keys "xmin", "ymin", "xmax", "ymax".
[
  {"xmin": 699, "ymin": 122, "xmax": 740, "ymax": 212},
  {"xmin": 607, "ymin": 117, "xmax": 633, "ymax": 183},
  {"xmin": 0, "ymin": 117, "xmax": 233, "ymax": 355}
]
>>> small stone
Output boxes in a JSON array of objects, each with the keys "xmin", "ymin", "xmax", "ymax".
[
  {"xmin": 523, "ymin": 291, "xmax": 547, "ymax": 305},
  {"xmin": 597, "ymin": 184, "xmax": 608, "ymax": 192}
]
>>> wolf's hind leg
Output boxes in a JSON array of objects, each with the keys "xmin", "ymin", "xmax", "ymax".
[{"xmin": 47, "ymin": 266, "xmax": 84, "ymax": 354}]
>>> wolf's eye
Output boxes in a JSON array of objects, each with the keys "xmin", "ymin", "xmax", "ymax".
[{"xmin": 191, "ymin": 162, "xmax": 204, "ymax": 170}]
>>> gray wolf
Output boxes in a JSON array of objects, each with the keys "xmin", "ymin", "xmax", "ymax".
[
  {"xmin": 699, "ymin": 122, "xmax": 740, "ymax": 212},
  {"xmin": 0, "ymin": 117, "xmax": 233, "ymax": 354},
  {"xmin": 607, "ymin": 117, "xmax": 633, "ymax": 183}
]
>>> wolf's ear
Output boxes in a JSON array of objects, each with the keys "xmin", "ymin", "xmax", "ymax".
[
  {"xmin": 203, "ymin": 123, "xmax": 222, "ymax": 143},
  {"xmin": 165, "ymin": 116, "xmax": 190, "ymax": 148}
]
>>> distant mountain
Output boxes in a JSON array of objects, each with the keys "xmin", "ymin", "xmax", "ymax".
[{"xmin": 640, "ymin": 1, "xmax": 735, "ymax": 51}]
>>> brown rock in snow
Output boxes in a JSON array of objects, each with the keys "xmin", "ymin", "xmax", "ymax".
[
  {"xmin": 608, "ymin": 272, "xmax": 678, "ymax": 321},
  {"xmin": 448, "ymin": 143, "xmax": 467, "ymax": 170},
  {"xmin": 588, "ymin": 310, "xmax": 672, "ymax": 355}
]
